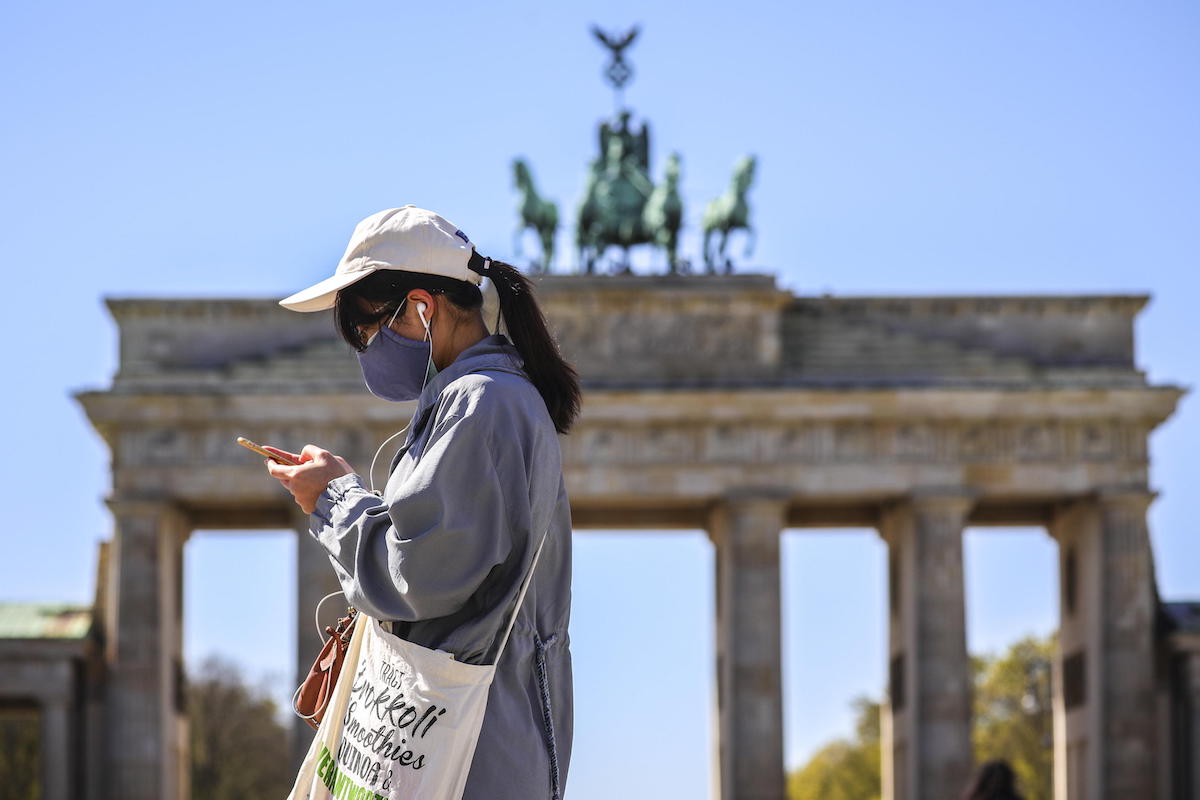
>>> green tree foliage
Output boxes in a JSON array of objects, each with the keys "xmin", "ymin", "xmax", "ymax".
[
  {"xmin": 972, "ymin": 634, "xmax": 1054, "ymax": 800},
  {"xmin": 787, "ymin": 696, "xmax": 881, "ymax": 800},
  {"xmin": 189, "ymin": 655, "xmax": 292, "ymax": 800},
  {"xmin": 788, "ymin": 633, "xmax": 1054, "ymax": 800},
  {"xmin": 0, "ymin": 703, "xmax": 40, "ymax": 798}
]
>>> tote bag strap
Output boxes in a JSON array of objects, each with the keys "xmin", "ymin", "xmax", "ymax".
[{"xmin": 491, "ymin": 523, "xmax": 551, "ymax": 665}]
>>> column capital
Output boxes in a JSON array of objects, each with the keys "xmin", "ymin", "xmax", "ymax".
[
  {"xmin": 707, "ymin": 489, "xmax": 789, "ymax": 547},
  {"xmin": 104, "ymin": 494, "xmax": 185, "ymax": 519},
  {"xmin": 721, "ymin": 485, "xmax": 793, "ymax": 503},
  {"xmin": 105, "ymin": 494, "xmax": 191, "ymax": 543},
  {"xmin": 907, "ymin": 486, "xmax": 977, "ymax": 511},
  {"xmin": 1092, "ymin": 485, "xmax": 1158, "ymax": 513},
  {"xmin": 1053, "ymin": 485, "xmax": 1158, "ymax": 520},
  {"xmin": 878, "ymin": 487, "xmax": 977, "ymax": 531}
]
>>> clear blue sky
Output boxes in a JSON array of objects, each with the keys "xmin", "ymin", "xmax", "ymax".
[{"xmin": 2, "ymin": 1, "xmax": 1197, "ymax": 795}]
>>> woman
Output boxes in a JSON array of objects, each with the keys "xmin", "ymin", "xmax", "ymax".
[
  {"xmin": 266, "ymin": 205, "xmax": 580, "ymax": 799},
  {"xmin": 961, "ymin": 759, "xmax": 1024, "ymax": 800}
]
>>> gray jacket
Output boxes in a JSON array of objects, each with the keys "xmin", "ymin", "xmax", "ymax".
[{"xmin": 309, "ymin": 333, "xmax": 573, "ymax": 799}]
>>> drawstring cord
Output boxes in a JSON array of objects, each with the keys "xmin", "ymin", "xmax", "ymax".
[{"xmin": 533, "ymin": 630, "xmax": 562, "ymax": 800}]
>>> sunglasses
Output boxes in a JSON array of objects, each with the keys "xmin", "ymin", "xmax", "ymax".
[{"xmin": 358, "ymin": 290, "xmax": 445, "ymax": 345}]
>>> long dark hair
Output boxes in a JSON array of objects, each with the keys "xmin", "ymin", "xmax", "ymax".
[
  {"xmin": 962, "ymin": 760, "xmax": 1022, "ymax": 800},
  {"xmin": 333, "ymin": 256, "xmax": 581, "ymax": 435}
]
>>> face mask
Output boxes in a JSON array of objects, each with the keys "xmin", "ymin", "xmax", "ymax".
[{"xmin": 356, "ymin": 300, "xmax": 437, "ymax": 402}]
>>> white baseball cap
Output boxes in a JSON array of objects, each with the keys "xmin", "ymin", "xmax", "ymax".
[{"xmin": 279, "ymin": 205, "xmax": 489, "ymax": 312}]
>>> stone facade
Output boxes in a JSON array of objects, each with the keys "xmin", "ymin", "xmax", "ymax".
[
  {"xmin": 0, "ymin": 587, "xmax": 107, "ymax": 797},
  {"xmin": 60, "ymin": 273, "xmax": 1194, "ymax": 799}
]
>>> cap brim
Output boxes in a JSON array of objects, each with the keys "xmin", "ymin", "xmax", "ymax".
[{"xmin": 279, "ymin": 270, "xmax": 375, "ymax": 312}]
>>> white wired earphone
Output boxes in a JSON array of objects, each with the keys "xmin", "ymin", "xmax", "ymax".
[
  {"xmin": 365, "ymin": 299, "xmax": 433, "ymax": 494},
  {"xmin": 294, "ymin": 299, "xmax": 435, "ymax": 723}
]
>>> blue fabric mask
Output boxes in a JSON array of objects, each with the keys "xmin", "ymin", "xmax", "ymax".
[{"xmin": 356, "ymin": 301, "xmax": 438, "ymax": 402}]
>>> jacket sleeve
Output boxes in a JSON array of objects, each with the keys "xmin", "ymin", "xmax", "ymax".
[{"xmin": 308, "ymin": 401, "xmax": 514, "ymax": 622}]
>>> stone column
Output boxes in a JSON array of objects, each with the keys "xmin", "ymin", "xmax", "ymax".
[
  {"xmin": 41, "ymin": 694, "xmax": 71, "ymax": 799},
  {"xmin": 1186, "ymin": 651, "xmax": 1200, "ymax": 800},
  {"xmin": 103, "ymin": 498, "xmax": 189, "ymax": 800},
  {"xmin": 1049, "ymin": 487, "xmax": 1159, "ymax": 799},
  {"xmin": 707, "ymin": 490, "xmax": 787, "ymax": 800},
  {"xmin": 878, "ymin": 490, "xmax": 974, "ymax": 800},
  {"xmin": 291, "ymin": 509, "xmax": 346, "ymax": 774}
]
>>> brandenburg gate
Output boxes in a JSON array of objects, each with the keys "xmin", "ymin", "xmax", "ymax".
[{"xmin": 77, "ymin": 273, "xmax": 1185, "ymax": 799}]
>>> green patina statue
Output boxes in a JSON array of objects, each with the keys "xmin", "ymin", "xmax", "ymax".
[
  {"xmin": 575, "ymin": 26, "xmax": 686, "ymax": 275},
  {"xmin": 702, "ymin": 154, "xmax": 758, "ymax": 274},
  {"xmin": 576, "ymin": 110, "xmax": 656, "ymax": 273},
  {"xmin": 643, "ymin": 152, "xmax": 686, "ymax": 274},
  {"xmin": 513, "ymin": 24, "xmax": 755, "ymax": 276},
  {"xmin": 511, "ymin": 157, "xmax": 557, "ymax": 274}
]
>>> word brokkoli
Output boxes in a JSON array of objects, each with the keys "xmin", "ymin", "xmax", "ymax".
[{"xmin": 349, "ymin": 662, "xmax": 448, "ymax": 739}]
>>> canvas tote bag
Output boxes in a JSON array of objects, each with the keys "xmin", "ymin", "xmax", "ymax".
[{"xmin": 287, "ymin": 525, "xmax": 550, "ymax": 800}]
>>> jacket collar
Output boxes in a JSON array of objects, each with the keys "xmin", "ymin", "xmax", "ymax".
[{"xmin": 410, "ymin": 332, "xmax": 527, "ymax": 426}]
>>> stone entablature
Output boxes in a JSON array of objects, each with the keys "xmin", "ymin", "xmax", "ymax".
[{"xmin": 78, "ymin": 385, "xmax": 1176, "ymax": 519}]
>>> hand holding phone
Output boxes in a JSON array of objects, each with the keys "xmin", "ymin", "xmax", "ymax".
[
  {"xmin": 253, "ymin": 440, "xmax": 355, "ymax": 515},
  {"xmin": 237, "ymin": 436, "xmax": 301, "ymax": 465}
]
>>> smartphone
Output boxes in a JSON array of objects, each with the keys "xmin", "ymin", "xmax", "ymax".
[{"xmin": 237, "ymin": 436, "xmax": 301, "ymax": 466}]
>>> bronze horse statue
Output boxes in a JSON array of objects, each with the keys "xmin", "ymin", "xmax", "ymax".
[
  {"xmin": 511, "ymin": 157, "xmax": 558, "ymax": 273},
  {"xmin": 643, "ymin": 151, "xmax": 686, "ymax": 274},
  {"xmin": 702, "ymin": 154, "xmax": 757, "ymax": 274}
]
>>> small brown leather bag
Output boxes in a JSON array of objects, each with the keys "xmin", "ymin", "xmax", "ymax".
[{"xmin": 292, "ymin": 605, "xmax": 358, "ymax": 730}]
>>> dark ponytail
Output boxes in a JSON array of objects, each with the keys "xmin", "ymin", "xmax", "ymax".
[
  {"xmin": 334, "ymin": 255, "xmax": 581, "ymax": 436},
  {"xmin": 483, "ymin": 257, "xmax": 581, "ymax": 436}
]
